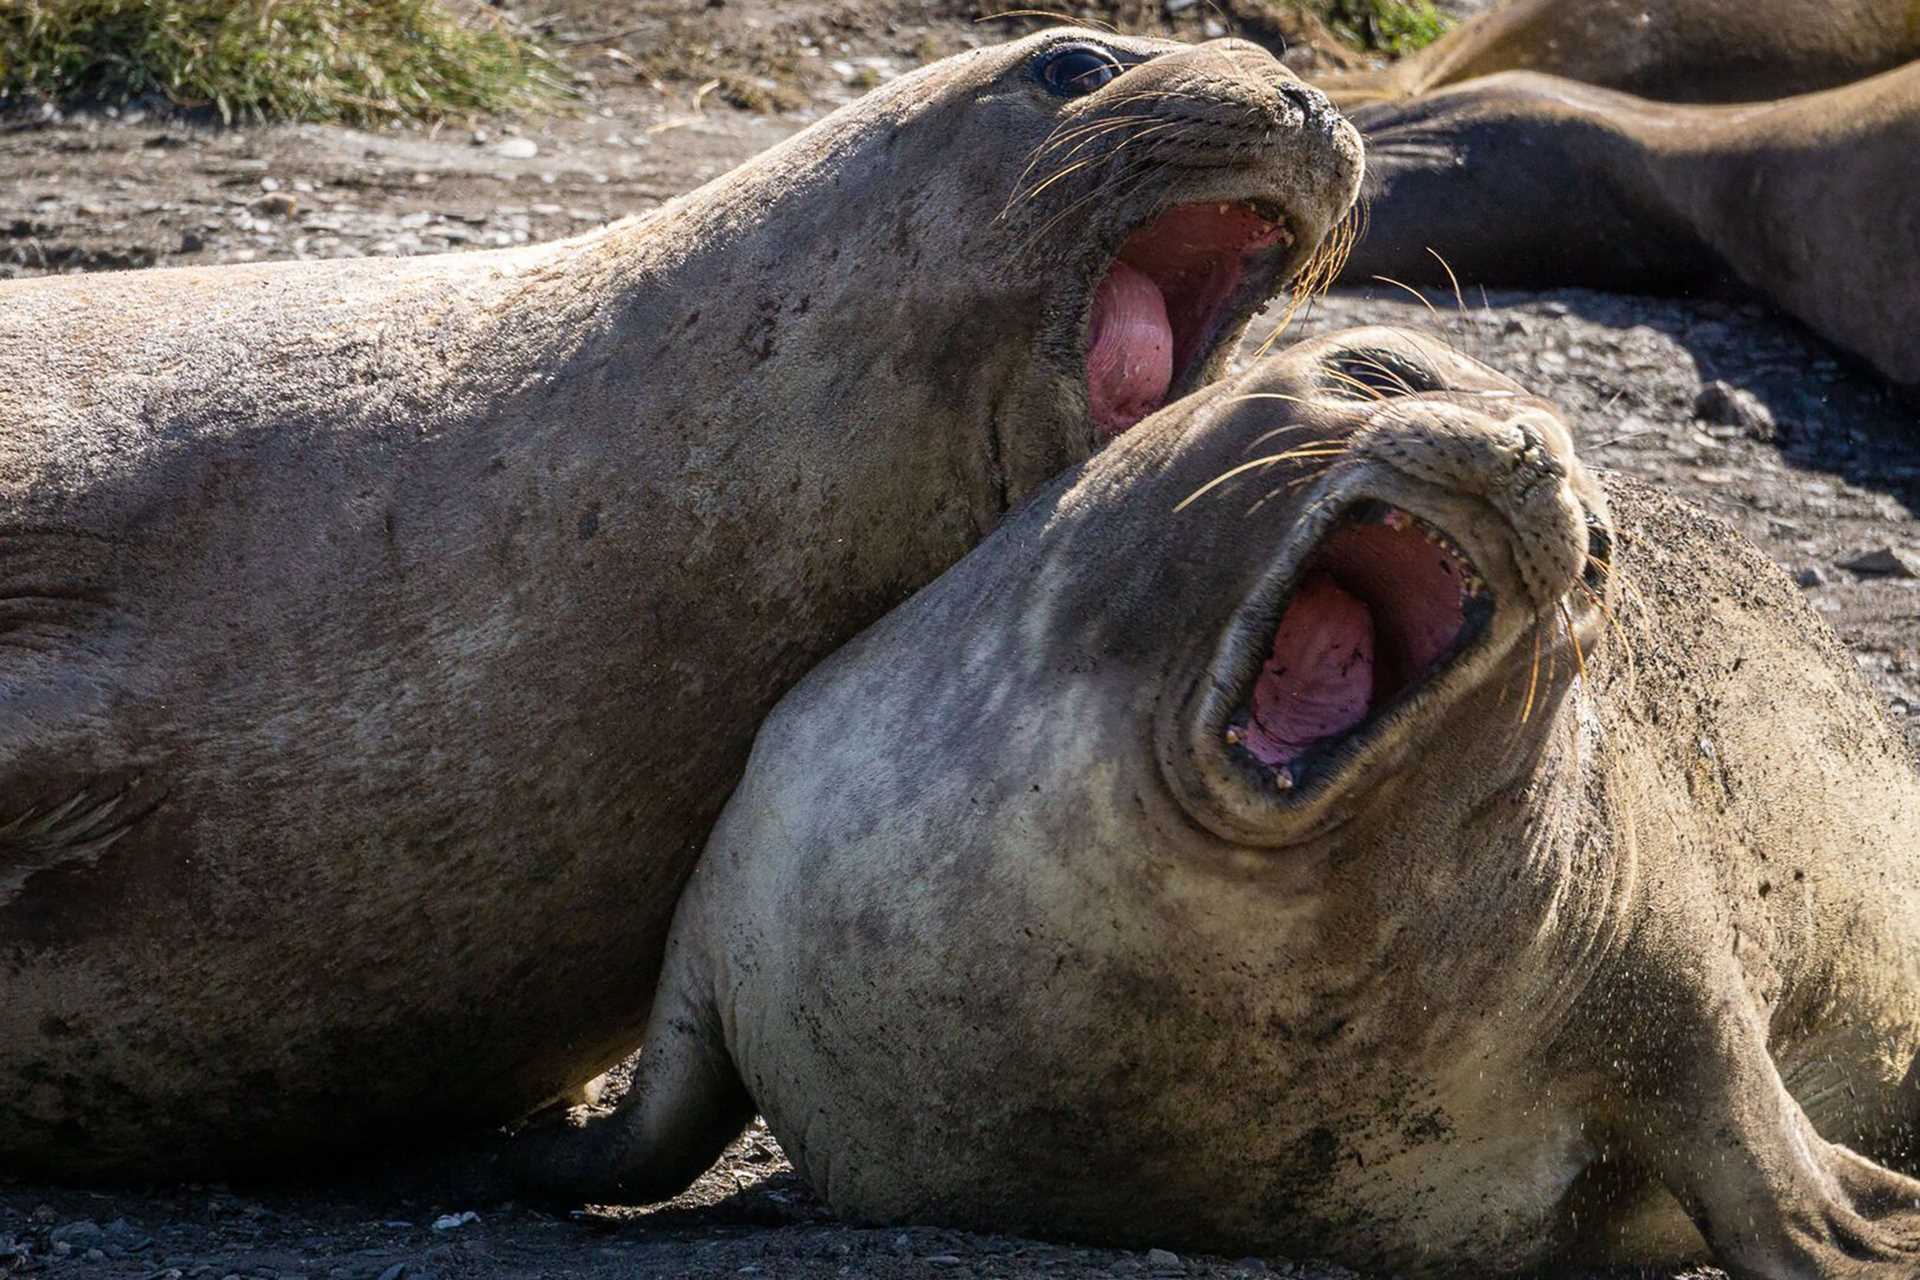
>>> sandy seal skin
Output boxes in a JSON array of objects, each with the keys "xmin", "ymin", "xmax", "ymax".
[
  {"xmin": 1313, "ymin": 0, "xmax": 1920, "ymax": 107},
  {"xmin": 1337, "ymin": 63, "xmax": 1920, "ymax": 391},
  {"xmin": 0, "ymin": 31, "xmax": 1363, "ymax": 1179},
  {"xmin": 517, "ymin": 328, "xmax": 1920, "ymax": 1278}
]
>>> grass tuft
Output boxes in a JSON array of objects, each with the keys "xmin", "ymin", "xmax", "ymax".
[
  {"xmin": 1311, "ymin": 0, "xmax": 1451, "ymax": 54},
  {"xmin": 0, "ymin": 0, "xmax": 570, "ymax": 125}
]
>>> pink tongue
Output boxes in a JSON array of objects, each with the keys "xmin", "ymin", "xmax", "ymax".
[
  {"xmin": 1246, "ymin": 573, "xmax": 1376, "ymax": 767},
  {"xmin": 1086, "ymin": 259, "xmax": 1173, "ymax": 439}
]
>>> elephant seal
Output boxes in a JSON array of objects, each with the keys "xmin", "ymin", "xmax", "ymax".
[
  {"xmin": 1338, "ymin": 63, "xmax": 1920, "ymax": 391},
  {"xmin": 0, "ymin": 30, "xmax": 1363, "ymax": 1179},
  {"xmin": 1312, "ymin": 0, "xmax": 1920, "ymax": 107},
  {"xmin": 508, "ymin": 328, "xmax": 1920, "ymax": 1278}
]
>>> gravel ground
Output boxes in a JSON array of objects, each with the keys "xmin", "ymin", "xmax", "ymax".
[{"xmin": 1, "ymin": 1, "xmax": 1913, "ymax": 1276}]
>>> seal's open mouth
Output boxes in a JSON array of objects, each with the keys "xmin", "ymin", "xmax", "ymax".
[
  {"xmin": 1088, "ymin": 202, "xmax": 1293, "ymax": 438},
  {"xmin": 1227, "ymin": 500, "xmax": 1494, "ymax": 790}
]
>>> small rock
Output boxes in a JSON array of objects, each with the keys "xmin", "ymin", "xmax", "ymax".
[
  {"xmin": 1843, "ymin": 546, "xmax": 1920, "ymax": 579},
  {"xmin": 1795, "ymin": 566, "xmax": 1826, "ymax": 588},
  {"xmin": 250, "ymin": 191, "xmax": 299, "ymax": 218},
  {"xmin": 50, "ymin": 1220, "xmax": 104, "ymax": 1249},
  {"xmin": 376, "ymin": 1263, "xmax": 409, "ymax": 1280},
  {"xmin": 1166, "ymin": 0, "xmax": 1200, "ymax": 10},
  {"xmin": 493, "ymin": 137, "xmax": 539, "ymax": 160},
  {"xmin": 923, "ymin": 1257, "xmax": 963, "ymax": 1267},
  {"xmin": 1693, "ymin": 379, "xmax": 1776, "ymax": 440},
  {"xmin": 83, "ymin": 1248, "xmax": 108, "ymax": 1265},
  {"xmin": 430, "ymin": 1211, "xmax": 480, "ymax": 1232},
  {"xmin": 1147, "ymin": 1247, "xmax": 1184, "ymax": 1271}
]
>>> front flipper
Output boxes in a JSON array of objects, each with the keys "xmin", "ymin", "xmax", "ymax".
[
  {"xmin": 1628, "ymin": 986, "xmax": 1920, "ymax": 1278},
  {"xmin": 497, "ymin": 940, "xmax": 753, "ymax": 1208}
]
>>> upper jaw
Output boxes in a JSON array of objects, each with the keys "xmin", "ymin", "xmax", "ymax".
[{"xmin": 1158, "ymin": 462, "xmax": 1608, "ymax": 848}]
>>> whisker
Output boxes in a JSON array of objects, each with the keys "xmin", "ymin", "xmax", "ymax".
[
  {"xmin": 1559, "ymin": 602, "xmax": 1588, "ymax": 684},
  {"xmin": 1425, "ymin": 247, "xmax": 1476, "ymax": 348},
  {"xmin": 975, "ymin": 9, "xmax": 1117, "ymax": 32},
  {"xmin": 1173, "ymin": 445, "xmax": 1350, "ymax": 511},
  {"xmin": 1369, "ymin": 274, "xmax": 1444, "ymax": 325},
  {"xmin": 1520, "ymin": 619, "xmax": 1543, "ymax": 725}
]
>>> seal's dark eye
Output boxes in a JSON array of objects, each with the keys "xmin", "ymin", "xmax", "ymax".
[{"xmin": 1038, "ymin": 45, "xmax": 1123, "ymax": 97}]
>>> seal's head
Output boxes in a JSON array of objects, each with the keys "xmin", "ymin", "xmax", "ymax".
[
  {"xmin": 686, "ymin": 328, "xmax": 1622, "ymax": 1272},
  {"xmin": 680, "ymin": 28, "xmax": 1365, "ymax": 511},
  {"xmin": 1157, "ymin": 327, "xmax": 1614, "ymax": 848}
]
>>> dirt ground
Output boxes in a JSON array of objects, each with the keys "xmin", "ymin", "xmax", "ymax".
[{"xmin": 1, "ymin": 0, "xmax": 1914, "ymax": 1276}]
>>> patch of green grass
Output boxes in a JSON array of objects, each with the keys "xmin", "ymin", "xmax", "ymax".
[
  {"xmin": 1314, "ymin": 0, "xmax": 1451, "ymax": 54},
  {"xmin": 0, "ymin": 0, "xmax": 570, "ymax": 125}
]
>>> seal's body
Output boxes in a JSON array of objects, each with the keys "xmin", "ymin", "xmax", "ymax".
[
  {"xmin": 526, "ymin": 329, "xmax": 1920, "ymax": 1278},
  {"xmin": 1339, "ymin": 63, "xmax": 1920, "ymax": 390},
  {"xmin": 0, "ymin": 31, "xmax": 1362, "ymax": 1178},
  {"xmin": 1314, "ymin": 0, "xmax": 1920, "ymax": 107}
]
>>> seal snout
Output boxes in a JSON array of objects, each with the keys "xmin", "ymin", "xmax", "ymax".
[
  {"xmin": 1352, "ymin": 405, "xmax": 1609, "ymax": 615},
  {"xmin": 1164, "ymin": 345, "xmax": 1616, "ymax": 833}
]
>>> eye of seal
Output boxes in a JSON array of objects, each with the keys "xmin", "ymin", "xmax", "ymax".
[{"xmin": 1037, "ymin": 43, "xmax": 1125, "ymax": 97}]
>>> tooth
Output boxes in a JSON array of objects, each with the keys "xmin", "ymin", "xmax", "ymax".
[
  {"xmin": 1272, "ymin": 768, "xmax": 1294, "ymax": 792},
  {"xmin": 1224, "ymin": 727, "xmax": 1242, "ymax": 747}
]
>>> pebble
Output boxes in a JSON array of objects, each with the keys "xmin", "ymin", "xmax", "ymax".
[
  {"xmin": 429, "ymin": 1211, "xmax": 480, "ymax": 1231},
  {"xmin": 1795, "ymin": 566, "xmax": 1827, "ymax": 588},
  {"xmin": 493, "ymin": 137, "xmax": 539, "ymax": 160},
  {"xmin": 49, "ymin": 1220, "xmax": 104, "ymax": 1248},
  {"xmin": 1842, "ymin": 546, "xmax": 1920, "ymax": 579},
  {"xmin": 1147, "ymin": 1246, "xmax": 1184, "ymax": 1271},
  {"xmin": 1694, "ymin": 379, "xmax": 1776, "ymax": 440}
]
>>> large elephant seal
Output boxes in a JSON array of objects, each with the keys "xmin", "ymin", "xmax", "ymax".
[
  {"xmin": 510, "ymin": 328, "xmax": 1920, "ymax": 1277},
  {"xmin": 1312, "ymin": 0, "xmax": 1920, "ymax": 107},
  {"xmin": 0, "ymin": 31, "xmax": 1363, "ymax": 1179},
  {"xmin": 1338, "ymin": 62, "xmax": 1920, "ymax": 391}
]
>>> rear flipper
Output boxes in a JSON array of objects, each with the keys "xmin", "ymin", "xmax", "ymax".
[{"xmin": 1626, "ymin": 974, "xmax": 1920, "ymax": 1278}]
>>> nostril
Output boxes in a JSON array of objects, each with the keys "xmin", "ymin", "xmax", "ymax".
[{"xmin": 1278, "ymin": 83, "xmax": 1326, "ymax": 117}]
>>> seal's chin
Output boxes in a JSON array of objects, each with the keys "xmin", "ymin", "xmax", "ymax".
[
  {"xmin": 1228, "ymin": 501, "xmax": 1494, "ymax": 792},
  {"xmin": 1086, "ymin": 202, "xmax": 1293, "ymax": 439}
]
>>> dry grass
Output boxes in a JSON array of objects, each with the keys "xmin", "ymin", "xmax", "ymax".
[{"xmin": 0, "ymin": 0, "xmax": 571, "ymax": 124}]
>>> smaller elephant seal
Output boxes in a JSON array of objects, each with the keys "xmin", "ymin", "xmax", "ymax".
[
  {"xmin": 505, "ymin": 328, "xmax": 1920, "ymax": 1278},
  {"xmin": 1312, "ymin": 0, "xmax": 1920, "ymax": 107},
  {"xmin": 0, "ymin": 30, "xmax": 1362, "ymax": 1180},
  {"xmin": 1337, "ymin": 63, "xmax": 1920, "ymax": 391}
]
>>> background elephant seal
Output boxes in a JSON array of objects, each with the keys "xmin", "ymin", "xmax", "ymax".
[
  {"xmin": 0, "ymin": 30, "xmax": 1362, "ymax": 1179},
  {"xmin": 512, "ymin": 328, "xmax": 1920, "ymax": 1277},
  {"xmin": 1312, "ymin": 0, "xmax": 1920, "ymax": 107},
  {"xmin": 1337, "ymin": 63, "xmax": 1920, "ymax": 391}
]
